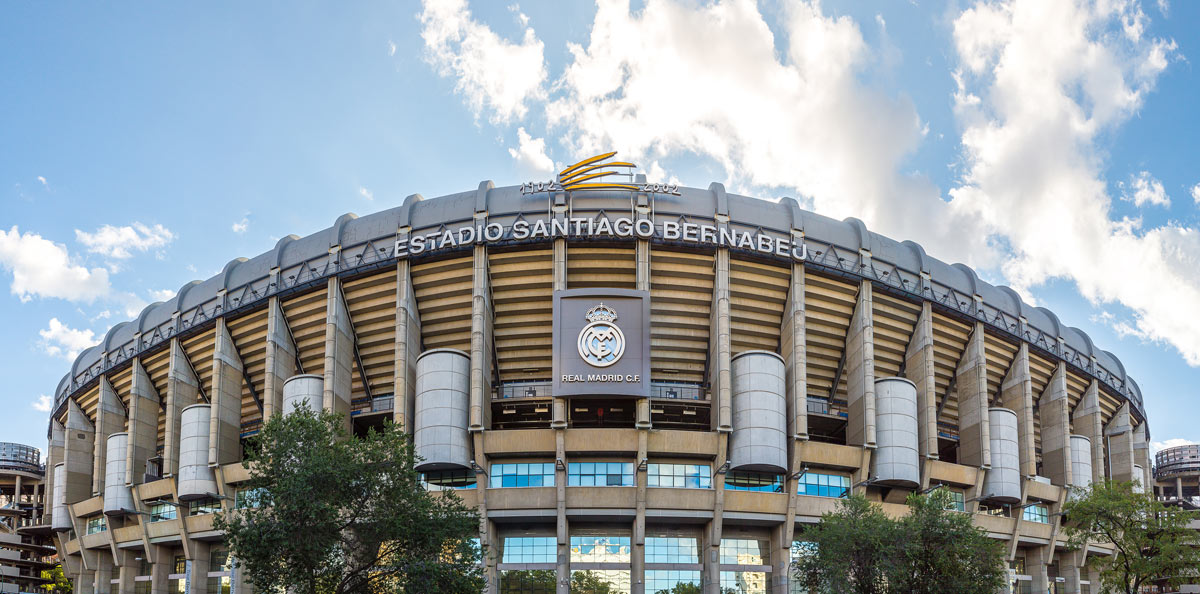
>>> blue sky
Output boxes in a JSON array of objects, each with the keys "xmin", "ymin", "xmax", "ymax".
[{"xmin": 2, "ymin": 0, "xmax": 1198, "ymax": 455}]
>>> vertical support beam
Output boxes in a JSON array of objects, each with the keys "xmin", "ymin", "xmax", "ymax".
[
  {"xmin": 164, "ymin": 339, "xmax": 199, "ymax": 477},
  {"xmin": 94, "ymin": 377, "xmax": 126, "ymax": 496},
  {"xmin": 127, "ymin": 359, "xmax": 159, "ymax": 485},
  {"xmin": 116, "ymin": 549, "xmax": 137, "ymax": 594},
  {"xmin": 209, "ymin": 319, "xmax": 243, "ymax": 466},
  {"xmin": 632, "ymin": 223, "xmax": 651, "ymax": 594},
  {"xmin": 1060, "ymin": 550, "xmax": 1084, "ymax": 594},
  {"xmin": 904, "ymin": 302, "xmax": 937, "ymax": 462},
  {"xmin": 468, "ymin": 243, "xmax": 493, "ymax": 433},
  {"xmin": 1072, "ymin": 381, "xmax": 1105, "ymax": 485},
  {"xmin": 46, "ymin": 420, "xmax": 65, "ymax": 526},
  {"xmin": 1026, "ymin": 545, "xmax": 1050, "ymax": 594},
  {"xmin": 782, "ymin": 260, "xmax": 808, "ymax": 442},
  {"xmin": 392, "ymin": 260, "xmax": 421, "ymax": 433},
  {"xmin": 64, "ymin": 399, "xmax": 95, "ymax": 506},
  {"xmin": 955, "ymin": 323, "xmax": 990, "ymax": 468},
  {"xmin": 185, "ymin": 540, "xmax": 211, "ymax": 594},
  {"xmin": 1040, "ymin": 363, "xmax": 1072, "ymax": 486},
  {"xmin": 323, "ymin": 277, "xmax": 354, "ymax": 430},
  {"xmin": 551, "ymin": 238, "xmax": 568, "ymax": 430},
  {"xmin": 93, "ymin": 553, "xmax": 114, "ymax": 594},
  {"xmin": 550, "ymin": 192, "xmax": 569, "ymax": 594},
  {"xmin": 1133, "ymin": 424, "xmax": 1151, "ymax": 491},
  {"xmin": 149, "ymin": 544, "xmax": 171, "ymax": 594},
  {"xmin": 711, "ymin": 249, "xmax": 732, "ymax": 433},
  {"xmin": 844, "ymin": 280, "xmax": 876, "ymax": 448},
  {"xmin": 635, "ymin": 236, "xmax": 652, "ymax": 431},
  {"xmin": 1000, "ymin": 344, "xmax": 1037, "ymax": 478},
  {"xmin": 263, "ymin": 297, "xmax": 297, "ymax": 422},
  {"xmin": 1106, "ymin": 402, "xmax": 1135, "ymax": 483}
]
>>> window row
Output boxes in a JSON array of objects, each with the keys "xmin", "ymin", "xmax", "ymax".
[{"xmin": 484, "ymin": 463, "xmax": 852, "ymax": 499}]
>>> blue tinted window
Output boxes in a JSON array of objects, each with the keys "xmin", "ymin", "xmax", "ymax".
[
  {"xmin": 501, "ymin": 536, "xmax": 557, "ymax": 564},
  {"xmin": 725, "ymin": 471, "xmax": 784, "ymax": 493},
  {"xmin": 647, "ymin": 464, "xmax": 711, "ymax": 489},
  {"xmin": 645, "ymin": 537, "xmax": 700, "ymax": 564},
  {"xmin": 489, "ymin": 463, "xmax": 555, "ymax": 488},
  {"xmin": 568, "ymin": 462, "xmax": 633, "ymax": 487},
  {"xmin": 797, "ymin": 472, "xmax": 849, "ymax": 498}
]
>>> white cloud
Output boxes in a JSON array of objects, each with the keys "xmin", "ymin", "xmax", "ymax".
[
  {"xmin": 1152, "ymin": 438, "xmax": 1195, "ymax": 456},
  {"xmin": 37, "ymin": 176, "xmax": 47, "ymax": 187},
  {"xmin": 149, "ymin": 289, "xmax": 175, "ymax": 302},
  {"xmin": 76, "ymin": 222, "xmax": 175, "ymax": 259},
  {"xmin": 508, "ymin": 127, "xmax": 555, "ymax": 178},
  {"xmin": 388, "ymin": 40, "xmax": 397, "ymax": 57},
  {"xmin": 1190, "ymin": 183, "xmax": 1200, "ymax": 205},
  {"xmin": 1120, "ymin": 171, "xmax": 1170, "ymax": 207},
  {"xmin": 38, "ymin": 318, "xmax": 96, "ymax": 359},
  {"xmin": 419, "ymin": 0, "xmax": 547, "ymax": 124},
  {"xmin": 232, "ymin": 217, "xmax": 249, "ymax": 234},
  {"xmin": 359, "ymin": 187, "xmax": 374, "ymax": 201},
  {"xmin": 1157, "ymin": 0, "xmax": 1169, "ymax": 17},
  {"xmin": 32, "ymin": 394, "xmax": 52, "ymax": 413},
  {"xmin": 0, "ymin": 226, "xmax": 110, "ymax": 302}
]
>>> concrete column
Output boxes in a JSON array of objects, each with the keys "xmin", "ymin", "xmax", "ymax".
[
  {"xmin": 1133, "ymin": 424, "xmax": 1151, "ymax": 491},
  {"xmin": 323, "ymin": 278, "xmax": 354, "ymax": 431},
  {"xmin": 1027, "ymin": 546, "xmax": 1050, "ymax": 594},
  {"xmin": 94, "ymin": 552, "xmax": 114, "ymax": 594},
  {"xmin": 468, "ymin": 244, "xmax": 493, "ymax": 432},
  {"xmin": 185, "ymin": 541, "xmax": 210, "ymax": 594},
  {"xmin": 94, "ymin": 377, "xmax": 126, "ymax": 496},
  {"xmin": 1177, "ymin": 476, "xmax": 1184, "ymax": 500},
  {"xmin": 46, "ymin": 420, "xmax": 65, "ymax": 526},
  {"xmin": 392, "ymin": 260, "xmax": 421, "ymax": 433},
  {"xmin": 1040, "ymin": 363, "xmax": 1073, "ymax": 487},
  {"xmin": 75, "ymin": 567, "xmax": 97, "ymax": 594},
  {"xmin": 551, "ymin": 238, "xmax": 568, "ymax": 429},
  {"xmin": 1059, "ymin": 550, "xmax": 1084, "ymax": 594},
  {"xmin": 163, "ymin": 340, "xmax": 200, "ymax": 477},
  {"xmin": 115, "ymin": 550, "xmax": 137, "ymax": 594},
  {"xmin": 1073, "ymin": 381, "xmax": 1105, "ymax": 485},
  {"xmin": 844, "ymin": 280, "xmax": 876, "ymax": 448},
  {"xmin": 64, "ymin": 399, "xmax": 96, "ymax": 506},
  {"xmin": 1000, "ymin": 344, "xmax": 1037, "ymax": 478},
  {"xmin": 635, "ymin": 237, "xmax": 652, "ymax": 431},
  {"xmin": 956, "ymin": 323, "xmax": 991, "ymax": 468},
  {"xmin": 904, "ymin": 302, "xmax": 938, "ymax": 462},
  {"xmin": 770, "ymin": 523, "xmax": 791, "ymax": 594},
  {"xmin": 126, "ymin": 360, "xmax": 159, "ymax": 485},
  {"xmin": 209, "ymin": 319, "xmax": 244, "ymax": 465},
  {"xmin": 149, "ymin": 544, "xmax": 171, "ymax": 594},
  {"xmin": 711, "ymin": 249, "xmax": 732, "ymax": 433},
  {"xmin": 555, "ymin": 431, "xmax": 569, "ymax": 594},
  {"xmin": 1106, "ymin": 403, "xmax": 1136, "ymax": 483},
  {"xmin": 633, "ymin": 236, "xmax": 651, "ymax": 594},
  {"xmin": 263, "ymin": 297, "xmax": 297, "ymax": 422},
  {"xmin": 782, "ymin": 260, "xmax": 808, "ymax": 441}
]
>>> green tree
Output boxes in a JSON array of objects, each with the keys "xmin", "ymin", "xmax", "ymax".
[
  {"xmin": 887, "ymin": 489, "xmax": 1007, "ymax": 594},
  {"xmin": 215, "ymin": 403, "xmax": 483, "ymax": 594},
  {"xmin": 41, "ymin": 564, "xmax": 72, "ymax": 594},
  {"xmin": 793, "ymin": 494, "xmax": 894, "ymax": 594},
  {"xmin": 1061, "ymin": 480, "xmax": 1200, "ymax": 594}
]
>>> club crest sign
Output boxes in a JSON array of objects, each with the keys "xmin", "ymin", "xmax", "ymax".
[{"xmin": 553, "ymin": 289, "xmax": 650, "ymax": 397}]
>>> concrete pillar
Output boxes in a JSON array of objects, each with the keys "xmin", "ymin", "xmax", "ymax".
[
  {"xmin": 1027, "ymin": 546, "xmax": 1050, "ymax": 594},
  {"xmin": 1059, "ymin": 550, "xmax": 1084, "ymax": 594},
  {"xmin": 633, "ymin": 235, "xmax": 651, "ymax": 594},
  {"xmin": 844, "ymin": 280, "xmax": 876, "ymax": 448},
  {"xmin": 127, "ymin": 360, "xmax": 159, "ymax": 485},
  {"xmin": 209, "ymin": 319, "xmax": 243, "ymax": 465},
  {"xmin": 1106, "ymin": 403, "xmax": 1136, "ymax": 483},
  {"xmin": 956, "ymin": 323, "xmax": 990, "ymax": 468},
  {"xmin": 392, "ymin": 261, "xmax": 421, "ymax": 433},
  {"xmin": 1072, "ymin": 381, "xmax": 1106, "ymax": 486},
  {"xmin": 323, "ymin": 278, "xmax": 354, "ymax": 431},
  {"xmin": 94, "ymin": 552, "xmax": 114, "ymax": 594},
  {"xmin": 94, "ymin": 377, "xmax": 126, "ymax": 496},
  {"xmin": 783, "ymin": 260, "xmax": 808, "ymax": 442},
  {"xmin": 75, "ymin": 567, "xmax": 96, "ymax": 594},
  {"xmin": 64, "ymin": 399, "xmax": 96, "ymax": 506},
  {"xmin": 263, "ymin": 297, "xmax": 297, "ymax": 422},
  {"xmin": 115, "ymin": 550, "xmax": 137, "ymax": 594},
  {"xmin": 551, "ymin": 238, "xmax": 568, "ymax": 429},
  {"xmin": 555, "ymin": 429, "xmax": 569, "ymax": 594},
  {"xmin": 163, "ymin": 339, "xmax": 199, "ymax": 477},
  {"xmin": 1133, "ymin": 424, "xmax": 1151, "ymax": 491},
  {"xmin": 711, "ymin": 249, "xmax": 732, "ymax": 434},
  {"xmin": 905, "ymin": 302, "xmax": 938, "ymax": 463},
  {"xmin": 46, "ymin": 420, "xmax": 65, "ymax": 526},
  {"xmin": 1040, "ymin": 363, "xmax": 1072, "ymax": 487},
  {"xmin": 468, "ymin": 244, "xmax": 493, "ymax": 433},
  {"xmin": 1000, "ymin": 344, "xmax": 1037, "ymax": 478},
  {"xmin": 1177, "ymin": 476, "xmax": 1184, "ymax": 500},
  {"xmin": 149, "ymin": 544, "xmax": 171, "ymax": 594},
  {"xmin": 185, "ymin": 541, "xmax": 210, "ymax": 594}
]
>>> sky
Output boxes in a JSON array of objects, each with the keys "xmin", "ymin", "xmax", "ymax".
[{"xmin": 2, "ymin": 0, "xmax": 1199, "ymax": 458}]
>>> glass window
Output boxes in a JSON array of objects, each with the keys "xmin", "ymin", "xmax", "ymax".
[
  {"xmin": 421, "ymin": 469, "xmax": 477, "ymax": 490},
  {"xmin": 570, "ymin": 536, "xmax": 631, "ymax": 563},
  {"xmin": 498, "ymin": 569, "xmax": 555, "ymax": 593},
  {"xmin": 568, "ymin": 462, "xmax": 634, "ymax": 487},
  {"xmin": 135, "ymin": 581, "xmax": 151, "ymax": 594},
  {"xmin": 173, "ymin": 556, "xmax": 186, "ymax": 575},
  {"xmin": 205, "ymin": 576, "xmax": 230, "ymax": 594},
  {"xmin": 570, "ymin": 570, "xmax": 630, "ymax": 593},
  {"xmin": 149, "ymin": 502, "xmax": 177, "ymax": 522},
  {"xmin": 167, "ymin": 579, "xmax": 185, "ymax": 594},
  {"xmin": 85, "ymin": 516, "xmax": 106, "ymax": 535},
  {"xmin": 489, "ymin": 463, "xmax": 556, "ymax": 488},
  {"xmin": 946, "ymin": 490, "xmax": 966, "ymax": 512},
  {"xmin": 1023, "ymin": 504, "xmax": 1050, "ymax": 524},
  {"xmin": 982, "ymin": 505, "xmax": 1008, "ymax": 517},
  {"xmin": 646, "ymin": 569, "xmax": 701, "ymax": 593},
  {"xmin": 721, "ymin": 571, "xmax": 768, "ymax": 594},
  {"xmin": 189, "ymin": 498, "xmax": 221, "ymax": 516},
  {"xmin": 647, "ymin": 464, "xmax": 711, "ymax": 489},
  {"xmin": 210, "ymin": 548, "xmax": 231, "ymax": 572},
  {"xmin": 234, "ymin": 487, "xmax": 268, "ymax": 509},
  {"xmin": 720, "ymin": 538, "xmax": 768, "ymax": 566},
  {"xmin": 645, "ymin": 537, "xmax": 700, "ymax": 564},
  {"xmin": 797, "ymin": 472, "xmax": 849, "ymax": 499},
  {"xmin": 726, "ymin": 471, "xmax": 784, "ymax": 493},
  {"xmin": 501, "ymin": 537, "xmax": 557, "ymax": 564}
]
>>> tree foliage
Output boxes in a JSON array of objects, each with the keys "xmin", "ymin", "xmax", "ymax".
[
  {"xmin": 793, "ymin": 490, "xmax": 1007, "ymax": 594},
  {"xmin": 215, "ymin": 403, "xmax": 484, "ymax": 594},
  {"xmin": 41, "ymin": 564, "xmax": 72, "ymax": 594},
  {"xmin": 1061, "ymin": 480, "xmax": 1200, "ymax": 594}
]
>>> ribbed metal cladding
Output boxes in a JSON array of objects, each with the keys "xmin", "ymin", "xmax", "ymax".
[
  {"xmin": 102, "ymin": 432, "xmax": 132, "ymax": 515},
  {"xmin": 730, "ymin": 350, "xmax": 787, "ymax": 473},
  {"xmin": 177, "ymin": 404, "xmax": 218, "ymax": 501},
  {"xmin": 872, "ymin": 377, "xmax": 920, "ymax": 487},
  {"xmin": 282, "ymin": 374, "xmax": 323, "ymax": 415},
  {"xmin": 414, "ymin": 349, "xmax": 471, "ymax": 472},
  {"xmin": 51, "ymin": 463, "xmax": 69, "ymax": 532},
  {"xmin": 1070, "ymin": 435, "xmax": 1093, "ymax": 489},
  {"xmin": 983, "ymin": 407, "xmax": 1021, "ymax": 504}
]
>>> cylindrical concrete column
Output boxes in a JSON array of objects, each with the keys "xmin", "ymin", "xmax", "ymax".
[
  {"xmin": 102, "ymin": 433, "xmax": 133, "ymax": 515},
  {"xmin": 51, "ymin": 463, "xmax": 70, "ymax": 532},
  {"xmin": 1070, "ymin": 435, "xmax": 1093, "ymax": 489},
  {"xmin": 982, "ymin": 407, "xmax": 1021, "ymax": 504},
  {"xmin": 1133, "ymin": 465, "xmax": 1145, "ymax": 493},
  {"xmin": 872, "ymin": 377, "xmax": 920, "ymax": 487},
  {"xmin": 177, "ymin": 404, "xmax": 218, "ymax": 500},
  {"xmin": 282, "ymin": 374, "xmax": 323, "ymax": 415},
  {"xmin": 729, "ymin": 351, "xmax": 787, "ymax": 473},
  {"xmin": 414, "ymin": 349, "xmax": 471, "ymax": 471}
]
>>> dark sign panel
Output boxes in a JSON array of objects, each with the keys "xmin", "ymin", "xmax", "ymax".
[{"xmin": 552, "ymin": 289, "xmax": 651, "ymax": 397}]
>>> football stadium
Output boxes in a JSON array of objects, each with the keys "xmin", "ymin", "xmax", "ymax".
[{"xmin": 42, "ymin": 156, "xmax": 1153, "ymax": 593}]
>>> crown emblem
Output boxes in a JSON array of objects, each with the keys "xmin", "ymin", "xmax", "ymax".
[{"xmin": 585, "ymin": 303, "xmax": 618, "ymax": 323}]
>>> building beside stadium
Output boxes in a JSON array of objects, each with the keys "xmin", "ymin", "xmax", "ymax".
[
  {"xmin": 42, "ymin": 159, "xmax": 1155, "ymax": 594},
  {"xmin": 1, "ymin": 442, "xmax": 54, "ymax": 594}
]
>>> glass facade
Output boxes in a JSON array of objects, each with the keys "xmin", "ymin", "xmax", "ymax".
[
  {"xmin": 645, "ymin": 537, "xmax": 700, "ymax": 563},
  {"xmin": 570, "ymin": 536, "xmax": 631, "ymax": 563},
  {"xmin": 234, "ymin": 487, "xmax": 267, "ymax": 508},
  {"xmin": 570, "ymin": 569, "xmax": 631, "ymax": 593},
  {"xmin": 499, "ymin": 569, "xmax": 555, "ymax": 593},
  {"xmin": 797, "ymin": 472, "xmax": 849, "ymax": 498},
  {"xmin": 502, "ymin": 537, "xmax": 557, "ymax": 564},
  {"xmin": 1023, "ymin": 504, "xmax": 1050, "ymax": 524},
  {"xmin": 85, "ymin": 516, "xmax": 106, "ymax": 535},
  {"xmin": 189, "ymin": 498, "xmax": 221, "ymax": 516},
  {"xmin": 490, "ymin": 463, "xmax": 556, "ymax": 488},
  {"xmin": 645, "ymin": 569, "xmax": 701, "ymax": 593},
  {"xmin": 946, "ymin": 490, "xmax": 966, "ymax": 512},
  {"xmin": 149, "ymin": 502, "xmax": 177, "ymax": 522},
  {"xmin": 647, "ymin": 463, "xmax": 711, "ymax": 489},
  {"xmin": 421, "ymin": 469, "xmax": 477, "ymax": 490},
  {"xmin": 568, "ymin": 462, "xmax": 634, "ymax": 487},
  {"xmin": 720, "ymin": 539, "xmax": 769, "ymax": 565},
  {"xmin": 726, "ymin": 471, "xmax": 785, "ymax": 493},
  {"xmin": 721, "ymin": 571, "xmax": 768, "ymax": 594}
]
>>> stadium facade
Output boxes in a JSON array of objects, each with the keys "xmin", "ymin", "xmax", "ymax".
[
  {"xmin": 43, "ymin": 165, "xmax": 1154, "ymax": 594},
  {"xmin": 1, "ymin": 442, "xmax": 54, "ymax": 594}
]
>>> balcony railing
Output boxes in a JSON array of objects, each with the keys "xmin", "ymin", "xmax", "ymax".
[
  {"xmin": 493, "ymin": 381, "xmax": 706, "ymax": 401},
  {"xmin": 807, "ymin": 397, "xmax": 847, "ymax": 418}
]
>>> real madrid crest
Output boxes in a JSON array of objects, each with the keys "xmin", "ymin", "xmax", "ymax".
[{"xmin": 577, "ymin": 303, "xmax": 625, "ymax": 367}]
